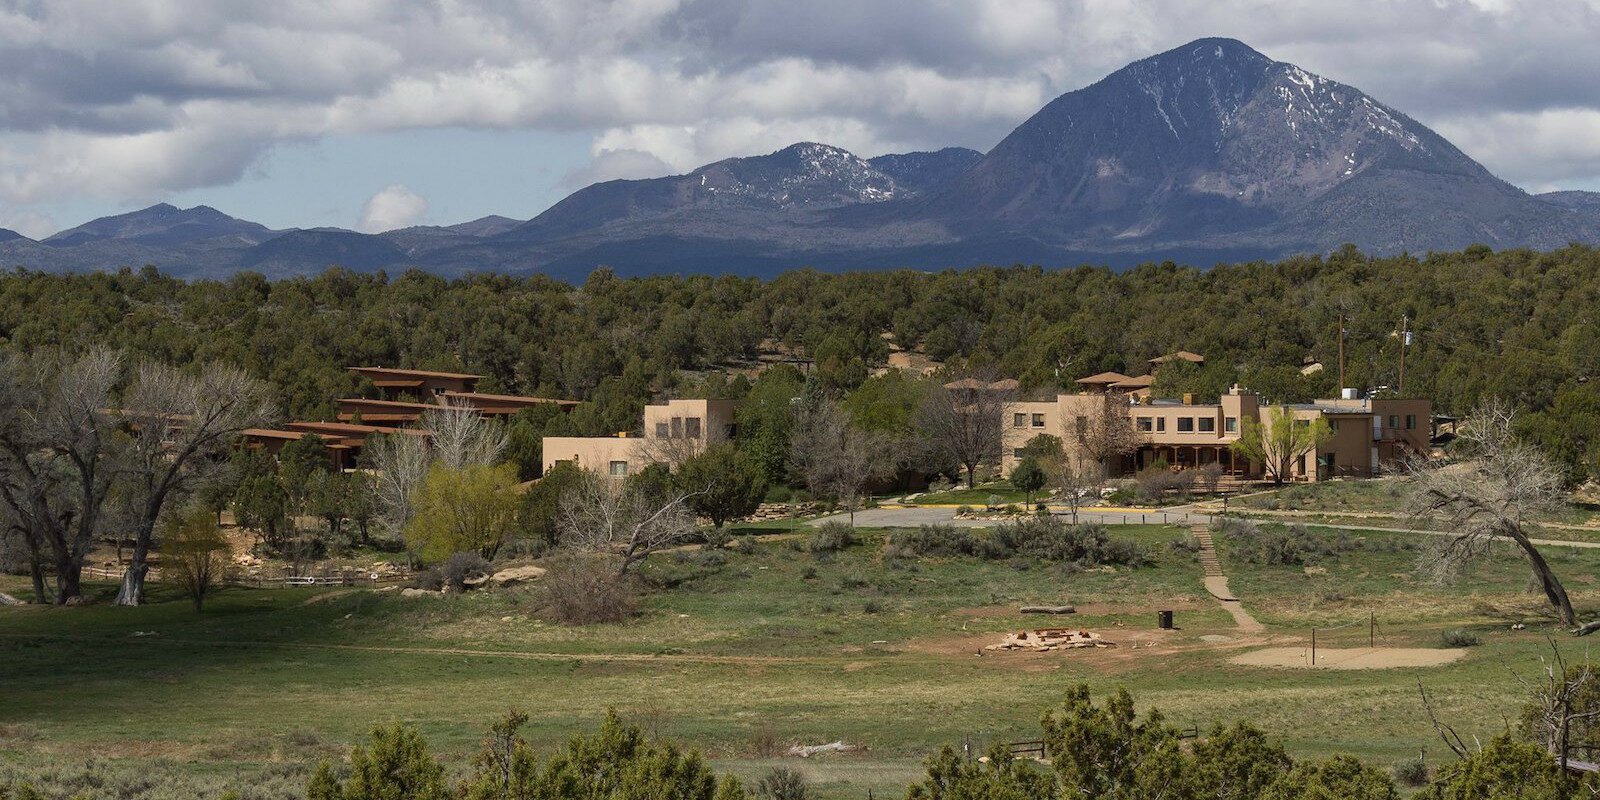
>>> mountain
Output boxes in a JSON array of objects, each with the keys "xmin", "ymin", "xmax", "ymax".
[
  {"xmin": 43, "ymin": 203, "xmax": 279, "ymax": 248},
  {"xmin": 921, "ymin": 37, "xmax": 1588, "ymax": 256},
  {"xmin": 867, "ymin": 148, "xmax": 983, "ymax": 195},
  {"xmin": 1539, "ymin": 190, "xmax": 1600, "ymax": 216},
  {"xmin": 501, "ymin": 142, "xmax": 918, "ymax": 243},
  {"xmin": 0, "ymin": 228, "xmax": 27, "ymax": 244},
  {"xmin": 3, "ymin": 38, "xmax": 1597, "ymax": 279}
]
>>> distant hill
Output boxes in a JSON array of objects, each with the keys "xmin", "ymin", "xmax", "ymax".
[{"xmin": 3, "ymin": 38, "xmax": 1596, "ymax": 279}]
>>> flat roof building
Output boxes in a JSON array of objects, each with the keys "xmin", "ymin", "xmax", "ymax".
[{"xmin": 541, "ymin": 398, "xmax": 736, "ymax": 477}]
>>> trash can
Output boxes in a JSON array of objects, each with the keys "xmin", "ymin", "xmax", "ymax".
[{"xmin": 1158, "ymin": 610, "xmax": 1174, "ymax": 629}]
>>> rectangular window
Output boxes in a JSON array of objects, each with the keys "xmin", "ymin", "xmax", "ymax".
[
  {"xmin": 1013, "ymin": 448, "xmax": 1025, "ymax": 458},
  {"xmin": 1013, "ymin": 413, "xmax": 1026, "ymax": 427},
  {"xmin": 1137, "ymin": 417, "xmax": 1153, "ymax": 432},
  {"xmin": 608, "ymin": 460, "xmax": 629, "ymax": 477},
  {"xmin": 685, "ymin": 417, "xmax": 702, "ymax": 439},
  {"xmin": 1177, "ymin": 417, "xmax": 1194, "ymax": 432},
  {"xmin": 1405, "ymin": 414, "xmax": 1416, "ymax": 430},
  {"xmin": 1225, "ymin": 417, "xmax": 1237, "ymax": 433},
  {"xmin": 1032, "ymin": 413, "xmax": 1045, "ymax": 428},
  {"xmin": 670, "ymin": 417, "xmax": 683, "ymax": 438},
  {"xmin": 1198, "ymin": 417, "xmax": 1215, "ymax": 432},
  {"xmin": 1156, "ymin": 418, "xmax": 1166, "ymax": 432},
  {"xmin": 654, "ymin": 422, "xmax": 669, "ymax": 438},
  {"xmin": 1388, "ymin": 414, "xmax": 1399, "ymax": 429},
  {"xmin": 1075, "ymin": 416, "xmax": 1087, "ymax": 437}
]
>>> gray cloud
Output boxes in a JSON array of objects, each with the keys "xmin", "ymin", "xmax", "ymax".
[{"xmin": 2, "ymin": 0, "xmax": 1600, "ymax": 212}]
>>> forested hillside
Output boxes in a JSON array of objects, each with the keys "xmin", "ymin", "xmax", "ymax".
[{"xmin": 4, "ymin": 242, "xmax": 1600, "ymax": 476}]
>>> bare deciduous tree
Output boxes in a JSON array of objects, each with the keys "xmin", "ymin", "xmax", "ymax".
[
  {"xmin": 368, "ymin": 431, "xmax": 431, "ymax": 530},
  {"xmin": 115, "ymin": 362, "xmax": 275, "ymax": 606},
  {"xmin": 0, "ymin": 349, "xmax": 122, "ymax": 604},
  {"xmin": 1409, "ymin": 403, "xmax": 1579, "ymax": 628},
  {"xmin": 917, "ymin": 379, "xmax": 1011, "ymax": 488},
  {"xmin": 421, "ymin": 400, "xmax": 506, "ymax": 470},
  {"xmin": 1518, "ymin": 642, "xmax": 1600, "ymax": 771},
  {"xmin": 1077, "ymin": 395, "xmax": 1146, "ymax": 481},
  {"xmin": 789, "ymin": 399, "xmax": 892, "ymax": 526},
  {"xmin": 557, "ymin": 471, "xmax": 698, "ymax": 575}
]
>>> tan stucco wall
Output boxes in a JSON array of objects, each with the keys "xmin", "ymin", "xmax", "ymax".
[{"xmin": 540, "ymin": 436, "xmax": 646, "ymax": 476}]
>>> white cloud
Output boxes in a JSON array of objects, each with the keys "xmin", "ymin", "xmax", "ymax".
[
  {"xmin": 357, "ymin": 184, "xmax": 428, "ymax": 232},
  {"xmin": 3, "ymin": 0, "xmax": 1600, "ymax": 217}
]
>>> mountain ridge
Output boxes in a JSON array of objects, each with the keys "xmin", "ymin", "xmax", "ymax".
[{"xmin": 5, "ymin": 38, "xmax": 1596, "ymax": 279}]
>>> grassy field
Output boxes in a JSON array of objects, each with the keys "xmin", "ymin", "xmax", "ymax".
[{"xmin": 4, "ymin": 521, "xmax": 1599, "ymax": 799}]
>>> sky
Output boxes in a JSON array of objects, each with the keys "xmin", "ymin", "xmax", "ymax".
[{"xmin": 3, "ymin": 0, "xmax": 1600, "ymax": 239}]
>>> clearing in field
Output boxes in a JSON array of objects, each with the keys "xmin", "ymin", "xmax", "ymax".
[{"xmin": 1229, "ymin": 646, "xmax": 1467, "ymax": 669}]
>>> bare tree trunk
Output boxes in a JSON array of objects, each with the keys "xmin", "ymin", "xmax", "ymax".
[
  {"xmin": 1510, "ymin": 527, "xmax": 1577, "ymax": 626},
  {"xmin": 963, "ymin": 463, "xmax": 976, "ymax": 489},
  {"xmin": 115, "ymin": 517, "xmax": 157, "ymax": 606},
  {"xmin": 28, "ymin": 554, "xmax": 49, "ymax": 604}
]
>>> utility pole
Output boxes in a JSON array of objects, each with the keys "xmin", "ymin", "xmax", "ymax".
[{"xmin": 1398, "ymin": 315, "xmax": 1410, "ymax": 395}]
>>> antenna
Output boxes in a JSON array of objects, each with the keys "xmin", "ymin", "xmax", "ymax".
[{"xmin": 1398, "ymin": 314, "xmax": 1410, "ymax": 395}]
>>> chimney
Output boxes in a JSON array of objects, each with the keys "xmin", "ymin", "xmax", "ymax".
[
  {"xmin": 1182, "ymin": 393, "xmax": 1196, "ymax": 405},
  {"xmin": 1340, "ymin": 388, "xmax": 1359, "ymax": 401}
]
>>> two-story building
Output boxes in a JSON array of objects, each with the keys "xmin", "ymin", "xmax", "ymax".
[
  {"xmin": 541, "ymin": 398, "xmax": 737, "ymax": 477},
  {"xmin": 1003, "ymin": 382, "xmax": 1430, "ymax": 483}
]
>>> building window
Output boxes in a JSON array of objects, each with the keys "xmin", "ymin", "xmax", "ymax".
[
  {"xmin": 1137, "ymin": 416, "xmax": 1153, "ymax": 432},
  {"xmin": 655, "ymin": 422, "xmax": 669, "ymax": 438},
  {"xmin": 1198, "ymin": 417, "xmax": 1215, "ymax": 432},
  {"xmin": 1225, "ymin": 417, "xmax": 1237, "ymax": 433},
  {"xmin": 1032, "ymin": 413, "xmax": 1045, "ymax": 428},
  {"xmin": 1074, "ymin": 416, "xmax": 1087, "ymax": 437},
  {"xmin": 608, "ymin": 460, "xmax": 629, "ymax": 477},
  {"xmin": 685, "ymin": 417, "xmax": 702, "ymax": 439},
  {"xmin": 1013, "ymin": 413, "xmax": 1026, "ymax": 427},
  {"xmin": 1013, "ymin": 448, "xmax": 1025, "ymax": 458},
  {"xmin": 1156, "ymin": 418, "xmax": 1166, "ymax": 432},
  {"xmin": 670, "ymin": 417, "xmax": 683, "ymax": 438},
  {"xmin": 1405, "ymin": 414, "xmax": 1416, "ymax": 430},
  {"xmin": 1388, "ymin": 414, "xmax": 1399, "ymax": 429},
  {"xmin": 1177, "ymin": 418, "xmax": 1194, "ymax": 432}
]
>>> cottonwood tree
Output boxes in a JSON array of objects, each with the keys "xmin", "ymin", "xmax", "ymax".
[
  {"xmin": 422, "ymin": 400, "xmax": 507, "ymax": 470},
  {"xmin": 557, "ymin": 470, "xmax": 699, "ymax": 575},
  {"xmin": 1409, "ymin": 404, "xmax": 1582, "ymax": 629},
  {"xmin": 916, "ymin": 379, "xmax": 1010, "ymax": 488},
  {"xmin": 1077, "ymin": 394, "xmax": 1146, "ymax": 481},
  {"xmin": 0, "ymin": 349, "xmax": 122, "ymax": 604},
  {"xmin": 116, "ymin": 362, "xmax": 275, "ymax": 606},
  {"xmin": 367, "ymin": 430, "xmax": 432, "ymax": 543},
  {"xmin": 1517, "ymin": 643, "xmax": 1600, "ymax": 771},
  {"xmin": 1231, "ymin": 406, "xmax": 1332, "ymax": 484},
  {"xmin": 789, "ymin": 399, "xmax": 892, "ymax": 526}
]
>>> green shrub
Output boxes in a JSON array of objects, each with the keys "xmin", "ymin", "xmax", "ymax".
[
  {"xmin": 805, "ymin": 522, "xmax": 855, "ymax": 553},
  {"xmin": 893, "ymin": 518, "xmax": 1145, "ymax": 567},
  {"xmin": 1216, "ymin": 520, "xmax": 1364, "ymax": 566},
  {"xmin": 1391, "ymin": 757, "xmax": 1429, "ymax": 787},
  {"xmin": 1441, "ymin": 628, "xmax": 1482, "ymax": 648},
  {"xmin": 755, "ymin": 766, "xmax": 813, "ymax": 800}
]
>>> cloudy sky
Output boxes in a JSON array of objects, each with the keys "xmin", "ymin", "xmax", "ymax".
[{"xmin": 3, "ymin": 0, "xmax": 1599, "ymax": 238}]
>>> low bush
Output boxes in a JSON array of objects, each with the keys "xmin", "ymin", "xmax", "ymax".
[
  {"xmin": 732, "ymin": 536, "xmax": 758, "ymax": 555},
  {"xmin": 438, "ymin": 551, "xmax": 489, "ymax": 592},
  {"xmin": 755, "ymin": 766, "xmax": 814, "ymax": 800},
  {"xmin": 803, "ymin": 522, "xmax": 855, "ymax": 554},
  {"xmin": 1392, "ymin": 757, "xmax": 1429, "ymax": 787},
  {"xmin": 1216, "ymin": 520, "xmax": 1365, "ymax": 566},
  {"xmin": 893, "ymin": 518, "xmax": 1145, "ymax": 568},
  {"xmin": 539, "ymin": 556, "xmax": 637, "ymax": 625},
  {"xmin": 1441, "ymin": 628, "xmax": 1482, "ymax": 648}
]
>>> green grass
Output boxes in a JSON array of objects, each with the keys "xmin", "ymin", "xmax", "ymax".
[{"xmin": 4, "ymin": 521, "xmax": 1599, "ymax": 798}]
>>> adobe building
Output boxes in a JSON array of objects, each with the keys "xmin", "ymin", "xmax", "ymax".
[
  {"xmin": 541, "ymin": 399, "xmax": 736, "ymax": 477},
  {"xmin": 1003, "ymin": 354, "xmax": 1430, "ymax": 482},
  {"xmin": 347, "ymin": 367, "xmax": 481, "ymax": 400}
]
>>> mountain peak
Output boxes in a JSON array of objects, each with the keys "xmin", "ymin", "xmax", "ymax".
[{"xmin": 44, "ymin": 203, "xmax": 275, "ymax": 248}]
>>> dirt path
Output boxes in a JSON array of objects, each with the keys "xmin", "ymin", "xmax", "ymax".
[
  {"xmin": 1192, "ymin": 524, "xmax": 1264, "ymax": 632},
  {"xmin": 1229, "ymin": 646, "xmax": 1465, "ymax": 669}
]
